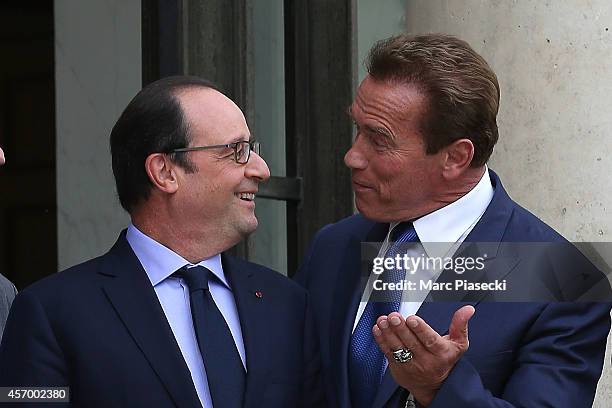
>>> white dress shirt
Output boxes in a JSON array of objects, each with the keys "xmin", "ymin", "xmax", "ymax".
[
  {"xmin": 126, "ymin": 224, "xmax": 246, "ymax": 408},
  {"xmin": 353, "ymin": 167, "xmax": 495, "ymax": 331}
]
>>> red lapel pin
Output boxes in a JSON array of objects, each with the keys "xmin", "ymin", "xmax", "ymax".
[{"xmin": 255, "ymin": 291, "xmax": 263, "ymax": 298}]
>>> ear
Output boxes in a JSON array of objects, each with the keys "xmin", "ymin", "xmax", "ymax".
[
  {"xmin": 441, "ymin": 138, "xmax": 474, "ymax": 180},
  {"xmin": 144, "ymin": 153, "xmax": 179, "ymax": 194}
]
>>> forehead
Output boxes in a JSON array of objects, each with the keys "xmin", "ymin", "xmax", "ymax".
[
  {"xmin": 351, "ymin": 76, "xmax": 427, "ymax": 127},
  {"xmin": 177, "ymin": 87, "xmax": 249, "ymax": 144}
]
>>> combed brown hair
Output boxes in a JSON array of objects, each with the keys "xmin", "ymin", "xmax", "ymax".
[{"xmin": 366, "ymin": 33, "xmax": 500, "ymax": 166}]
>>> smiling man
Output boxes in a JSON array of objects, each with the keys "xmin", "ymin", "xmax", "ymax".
[
  {"xmin": 0, "ymin": 145, "xmax": 18, "ymax": 341},
  {"xmin": 296, "ymin": 34, "xmax": 610, "ymax": 407},
  {"xmin": 0, "ymin": 76, "xmax": 324, "ymax": 407}
]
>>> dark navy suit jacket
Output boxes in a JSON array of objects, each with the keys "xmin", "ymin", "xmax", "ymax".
[
  {"xmin": 0, "ymin": 233, "xmax": 325, "ymax": 407},
  {"xmin": 296, "ymin": 171, "xmax": 611, "ymax": 407}
]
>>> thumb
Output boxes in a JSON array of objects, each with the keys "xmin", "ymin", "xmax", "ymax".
[{"xmin": 448, "ymin": 305, "xmax": 475, "ymax": 348}]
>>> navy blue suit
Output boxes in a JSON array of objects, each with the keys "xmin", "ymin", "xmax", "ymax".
[
  {"xmin": 0, "ymin": 232, "xmax": 325, "ymax": 407},
  {"xmin": 296, "ymin": 171, "xmax": 611, "ymax": 407}
]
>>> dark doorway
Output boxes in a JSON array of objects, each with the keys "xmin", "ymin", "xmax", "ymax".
[{"xmin": 0, "ymin": 3, "xmax": 56, "ymax": 289}]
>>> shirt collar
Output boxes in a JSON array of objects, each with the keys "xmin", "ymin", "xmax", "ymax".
[
  {"xmin": 125, "ymin": 224, "xmax": 229, "ymax": 289},
  {"xmin": 389, "ymin": 167, "xmax": 494, "ymax": 257}
]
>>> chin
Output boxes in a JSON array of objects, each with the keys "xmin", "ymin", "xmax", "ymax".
[
  {"xmin": 238, "ymin": 217, "xmax": 259, "ymax": 237},
  {"xmin": 355, "ymin": 199, "xmax": 374, "ymax": 220},
  {"xmin": 355, "ymin": 201, "xmax": 390, "ymax": 223}
]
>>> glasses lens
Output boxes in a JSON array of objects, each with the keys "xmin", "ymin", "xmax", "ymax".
[
  {"xmin": 235, "ymin": 142, "xmax": 248, "ymax": 164},
  {"xmin": 234, "ymin": 141, "xmax": 259, "ymax": 163}
]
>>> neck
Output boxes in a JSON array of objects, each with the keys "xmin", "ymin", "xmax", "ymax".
[
  {"xmin": 435, "ymin": 166, "xmax": 486, "ymax": 206},
  {"xmin": 131, "ymin": 205, "xmax": 238, "ymax": 264},
  {"xmin": 410, "ymin": 166, "xmax": 486, "ymax": 220}
]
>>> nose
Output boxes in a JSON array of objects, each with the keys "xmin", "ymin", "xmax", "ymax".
[
  {"xmin": 344, "ymin": 139, "xmax": 367, "ymax": 170},
  {"xmin": 245, "ymin": 152, "xmax": 270, "ymax": 182}
]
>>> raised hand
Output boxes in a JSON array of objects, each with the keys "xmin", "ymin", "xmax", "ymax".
[{"xmin": 373, "ymin": 306, "xmax": 475, "ymax": 406}]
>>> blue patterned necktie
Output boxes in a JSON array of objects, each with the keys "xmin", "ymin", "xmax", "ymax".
[
  {"xmin": 349, "ymin": 222, "xmax": 419, "ymax": 408},
  {"xmin": 174, "ymin": 266, "xmax": 245, "ymax": 408}
]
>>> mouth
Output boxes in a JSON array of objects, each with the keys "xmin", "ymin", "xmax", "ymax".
[
  {"xmin": 236, "ymin": 192, "xmax": 256, "ymax": 202},
  {"xmin": 352, "ymin": 179, "xmax": 373, "ymax": 191}
]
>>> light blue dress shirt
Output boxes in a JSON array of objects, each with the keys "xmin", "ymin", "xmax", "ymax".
[{"xmin": 126, "ymin": 224, "xmax": 246, "ymax": 408}]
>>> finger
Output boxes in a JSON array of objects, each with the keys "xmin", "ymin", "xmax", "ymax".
[
  {"xmin": 373, "ymin": 317, "xmax": 394, "ymax": 355},
  {"xmin": 386, "ymin": 312, "xmax": 424, "ymax": 354},
  {"xmin": 374, "ymin": 315, "xmax": 406, "ymax": 359},
  {"xmin": 373, "ymin": 319, "xmax": 391, "ymax": 354},
  {"xmin": 448, "ymin": 305, "xmax": 475, "ymax": 348},
  {"xmin": 405, "ymin": 314, "xmax": 446, "ymax": 354}
]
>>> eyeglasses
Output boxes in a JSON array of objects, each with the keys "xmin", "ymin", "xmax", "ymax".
[{"xmin": 171, "ymin": 140, "xmax": 260, "ymax": 164}]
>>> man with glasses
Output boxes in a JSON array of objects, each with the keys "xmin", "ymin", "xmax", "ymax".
[
  {"xmin": 0, "ymin": 76, "xmax": 325, "ymax": 407},
  {"xmin": 0, "ymin": 146, "xmax": 18, "ymax": 341}
]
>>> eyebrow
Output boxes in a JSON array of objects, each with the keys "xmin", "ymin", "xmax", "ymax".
[
  {"xmin": 345, "ymin": 105, "xmax": 395, "ymax": 140},
  {"xmin": 368, "ymin": 126, "xmax": 394, "ymax": 140},
  {"xmin": 226, "ymin": 134, "xmax": 253, "ymax": 144},
  {"xmin": 346, "ymin": 105, "xmax": 394, "ymax": 141}
]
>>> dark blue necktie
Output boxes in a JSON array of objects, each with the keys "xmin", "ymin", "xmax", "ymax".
[
  {"xmin": 174, "ymin": 265, "xmax": 245, "ymax": 408},
  {"xmin": 349, "ymin": 222, "xmax": 419, "ymax": 408}
]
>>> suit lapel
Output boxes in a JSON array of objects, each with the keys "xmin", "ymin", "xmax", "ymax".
[
  {"xmin": 329, "ymin": 235, "xmax": 364, "ymax": 408},
  {"xmin": 421, "ymin": 169, "xmax": 517, "ymax": 316},
  {"xmin": 100, "ymin": 233, "xmax": 201, "ymax": 408},
  {"xmin": 423, "ymin": 169, "xmax": 519, "ymax": 305},
  {"xmin": 221, "ymin": 254, "xmax": 269, "ymax": 408},
  {"xmin": 428, "ymin": 243, "xmax": 519, "ymax": 303},
  {"xmin": 332, "ymin": 221, "xmax": 388, "ymax": 408}
]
